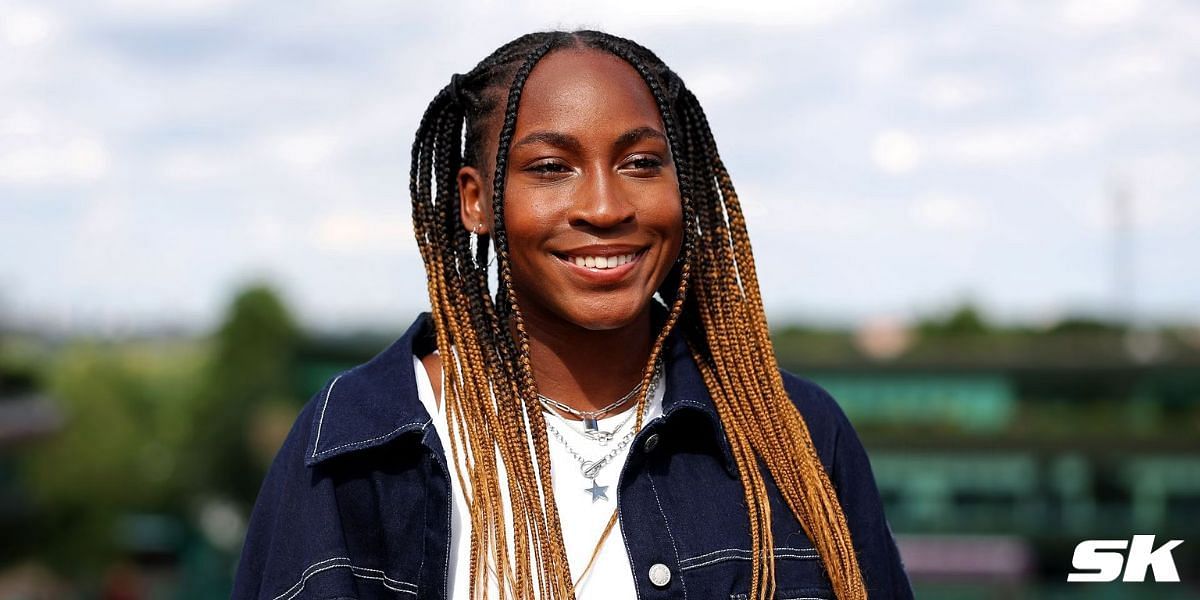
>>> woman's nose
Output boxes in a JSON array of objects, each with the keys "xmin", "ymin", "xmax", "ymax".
[{"xmin": 567, "ymin": 170, "xmax": 636, "ymax": 230}]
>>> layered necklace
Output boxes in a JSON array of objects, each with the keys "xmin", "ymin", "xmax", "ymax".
[{"xmin": 538, "ymin": 360, "xmax": 662, "ymax": 503}]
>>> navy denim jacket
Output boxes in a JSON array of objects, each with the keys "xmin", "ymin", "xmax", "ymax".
[{"xmin": 232, "ymin": 313, "xmax": 914, "ymax": 599}]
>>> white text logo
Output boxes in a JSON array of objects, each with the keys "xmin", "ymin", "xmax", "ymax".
[{"xmin": 1067, "ymin": 535, "xmax": 1184, "ymax": 582}]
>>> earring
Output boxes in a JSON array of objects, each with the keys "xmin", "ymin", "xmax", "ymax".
[{"xmin": 472, "ymin": 223, "xmax": 483, "ymax": 235}]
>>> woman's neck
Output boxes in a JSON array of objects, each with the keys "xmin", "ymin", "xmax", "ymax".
[{"xmin": 517, "ymin": 308, "xmax": 655, "ymax": 414}]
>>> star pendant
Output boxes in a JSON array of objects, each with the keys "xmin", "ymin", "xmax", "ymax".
[{"xmin": 586, "ymin": 480, "xmax": 609, "ymax": 503}]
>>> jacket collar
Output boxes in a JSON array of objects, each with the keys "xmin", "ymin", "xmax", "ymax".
[{"xmin": 306, "ymin": 312, "xmax": 737, "ymax": 475}]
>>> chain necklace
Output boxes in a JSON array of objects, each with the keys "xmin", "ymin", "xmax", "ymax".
[
  {"xmin": 537, "ymin": 371, "xmax": 645, "ymax": 432},
  {"xmin": 542, "ymin": 398, "xmax": 639, "ymax": 446},
  {"xmin": 542, "ymin": 360, "xmax": 661, "ymax": 503}
]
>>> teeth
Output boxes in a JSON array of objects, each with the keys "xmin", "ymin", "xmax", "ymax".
[{"xmin": 567, "ymin": 253, "xmax": 638, "ymax": 270}]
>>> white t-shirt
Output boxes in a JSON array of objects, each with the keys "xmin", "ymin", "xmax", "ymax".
[{"xmin": 413, "ymin": 354, "xmax": 665, "ymax": 599}]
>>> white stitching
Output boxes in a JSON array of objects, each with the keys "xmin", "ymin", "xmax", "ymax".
[
  {"xmin": 433, "ymin": 426, "xmax": 451, "ymax": 600},
  {"xmin": 732, "ymin": 593, "xmax": 828, "ymax": 600},
  {"xmin": 680, "ymin": 547, "xmax": 746, "ymax": 564},
  {"xmin": 680, "ymin": 548, "xmax": 744, "ymax": 566},
  {"xmin": 680, "ymin": 548, "xmax": 819, "ymax": 571},
  {"xmin": 774, "ymin": 552, "xmax": 821, "ymax": 560},
  {"xmin": 345, "ymin": 564, "xmax": 417, "ymax": 589},
  {"xmin": 679, "ymin": 546, "xmax": 818, "ymax": 565},
  {"xmin": 271, "ymin": 557, "xmax": 417, "ymax": 600},
  {"xmin": 647, "ymin": 471, "xmax": 689, "ymax": 599},
  {"xmin": 681, "ymin": 554, "xmax": 740, "ymax": 570},
  {"xmin": 273, "ymin": 558, "xmax": 345, "ymax": 600},
  {"xmin": 277, "ymin": 564, "xmax": 347, "ymax": 600},
  {"xmin": 681, "ymin": 551, "xmax": 820, "ymax": 571},
  {"xmin": 310, "ymin": 374, "xmax": 344, "ymax": 458},
  {"xmin": 618, "ymin": 417, "xmax": 671, "ymax": 600},
  {"xmin": 312, "ymin": 418, "xmax": 428, "ymax": 458},
  {"xmin": 348, "ymin": 566, "xmax": 418, "ymax": 593},
  {"xmin": 617, "ymin": 463, "xmax": 645, "ymax": 600},
  {"xmin": 413, "ymin": 426, "xmax": 433, "ymax": 600},
  {"xmin": 681, "ymin": 549, "xmax": 744, "ymax": 566}
]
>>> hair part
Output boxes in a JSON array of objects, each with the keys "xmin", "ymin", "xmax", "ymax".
[{"xmin": 410, "ymin": 30, "xmax": 867, "ymax": 600}]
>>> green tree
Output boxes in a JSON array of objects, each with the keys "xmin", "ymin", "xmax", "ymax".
[
  {"xmin": 183, "ymin": 284, "xmax": 301, "ymax": 507},
  {"xmin": 918, "ymin": 303, "xmax": 991, "ymax": 336},
  {"xmin": 13, "ymin": 282, "xmax": 300, "ymax": 582},
  {"xmin": 20, "ymin": 340, "xmax": 201, "ymax": 574}
]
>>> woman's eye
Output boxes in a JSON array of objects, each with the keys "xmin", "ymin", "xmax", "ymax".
[
  {"xmin": 526, "ymin": 161, "xmax": 571, "ymax": 176},
  {"xmin": 623, "ymin": 155, "xmax": 663, "ymax": 174}
]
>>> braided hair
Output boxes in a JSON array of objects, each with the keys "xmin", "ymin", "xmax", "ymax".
[{"xmin": 409, "ymin": 30, "xmax": 867, "ymax": 600}]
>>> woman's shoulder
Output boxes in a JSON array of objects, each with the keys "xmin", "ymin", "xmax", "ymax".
[
  {"xmin": 775, "ymin": 368, "xmax": 865, "ymax": 472},
  {"xmin": 281, "ymin": 314, "xmax": 437, "ymax": 468},
  {"xmin": 777, "ymin": 369, "xmax": 854, "ymax": 432}
]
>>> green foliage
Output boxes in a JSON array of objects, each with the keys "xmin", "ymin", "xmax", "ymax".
[
  {"xmin": 918, "ymin": 303, "xmax": 991, "ymax": 336},
  {"xmin": 1046, "ymin": 316, "xmax": 1125, "ymax": 334},
  {"xmin": 182, "ymin": 284, "xmax": 302, "ymax": 507},
  {"xmin": 19, "ymin": 340, "xmax": 202, "ymax": 574},
  {"xmin": 13, "ymin": 282, "xmax": 302, "ymax": 577}
]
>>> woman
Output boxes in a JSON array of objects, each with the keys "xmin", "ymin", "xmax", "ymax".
[{"xmin": 233, "ymin": 30, "xmax": 912, "ymax": 600}]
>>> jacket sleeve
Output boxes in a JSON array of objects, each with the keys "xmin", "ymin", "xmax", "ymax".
[
  {"xmin": 821, "ymin": 387, "xmax": 915, "ymax": 599},
  {"xmin": 230, "ymin": 384, "xmax": 345, "ymax": 599}
]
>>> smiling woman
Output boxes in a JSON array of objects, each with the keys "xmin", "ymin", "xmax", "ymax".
[
  {"xmin": 462, "ymin": 50, "xmax": 683, "ymax": 336},
  {"xmin": 232, "ymin": 31, "xmax": 913, "ymax": 600}
]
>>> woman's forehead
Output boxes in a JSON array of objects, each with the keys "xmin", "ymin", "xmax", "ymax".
[{"xmin": 512, "ymin": 48, "xmax": 665, "ymax": 139}]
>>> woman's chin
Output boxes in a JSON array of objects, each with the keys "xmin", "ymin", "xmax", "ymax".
[{"xmin": 560, "ymin": 296, "xmax": 651, "ymax": 332}]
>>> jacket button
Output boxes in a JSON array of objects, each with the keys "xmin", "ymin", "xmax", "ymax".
[
  {"xmin": 643, "ymin": 433, "xmax": 660, "ymax": 453},
  {"xmin": 648, "ymin": 563, "xmax": 671, "ymax": 587}
]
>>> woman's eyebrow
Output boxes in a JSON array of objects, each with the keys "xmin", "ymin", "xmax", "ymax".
[
  {"xmin": 512, "ymin": 131, "xmax": 582, "ymax": 153},
  {"xmin": 511, "ymin": 127, "xmax": 667, "ymax": 154},
  {"xmin": 613, "ymin": 126, "xmax": 666, "ymax": 150}
]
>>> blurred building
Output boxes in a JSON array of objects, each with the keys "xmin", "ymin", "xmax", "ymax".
[{"xmin": 297, "ymin": 319, "xmax": 1200, "ymax": 598}]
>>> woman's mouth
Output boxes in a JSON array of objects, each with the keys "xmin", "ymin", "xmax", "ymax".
[
  {"xmin": 565, "ymin": 251, "xmax": 638, "ymax": 269},
  {"xmin": 552, "ymin": 248, "xmax": 648, "ymax": 278}
]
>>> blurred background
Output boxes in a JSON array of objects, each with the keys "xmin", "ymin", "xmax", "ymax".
[{"xmin": 1, "ymin": 0, "xmax": 1197, "ymax": 598}]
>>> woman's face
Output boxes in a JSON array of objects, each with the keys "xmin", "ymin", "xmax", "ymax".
[{"xmin": 460, "ymin": 49, "xmax": 683, "ymax": 332}]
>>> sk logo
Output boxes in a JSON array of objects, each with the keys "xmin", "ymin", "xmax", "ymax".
[{"xmin": 1067, "ymin": 535, "xmax": 1184, "ymax": 583}]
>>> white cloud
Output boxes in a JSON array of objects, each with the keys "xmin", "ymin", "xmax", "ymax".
[
  {"xmin": 267, "ymin": 130, "xmax": 343, "ymax": 169},
  {"xmin": 685, "ymin": 65, "xmax": 763, "ymax": 105},
  {"xmin": 744, "ymin": 191, "xmax": 885, "ymax": 236},
  {"xmin": 931, "ymin": 118, "xmax": 1103, "ymax": 167},
  {"xmin": 97, "ymin": 0, "xmax": 242, "ymax": 22},
  {"xmin": 157, "ymin": 148, "xmax": 236, "ymax": 182},
  {"xmin": 313, "ymin": 212, "xmax": 411, "ymax": 255},
  {"xmin": 855, "ymin": 35, "xmax": 912, "ymax": 84},
  {"xmin": 0, "ymin": 110, "xmax": 43, "ymax": 136},
  {"xmin": 910, "ymin": 193, "xmax": 984, "ymax": 232},
  {"xmin": 1060, "ymin": 0, "xmax": 1142, "ymax": 29},
  {"xmin": 1121, "ymin": 153, "xmax": 1200, "ymax": 231},
  {"xmin": 76, "ymin": 194, "xmax": 132, "ymax": 239},
  {"xmin": 0, "ymin": 135, "xmax": 110, "ymax": 184},
  {"xmin": 871, "ymin": 129, "xmax": 922, "ymax": 174},
  {"xmin": 1, "ymin": 5, "xmax": 58, "ymax": 48},
  {"xmin": 540, "ymin": 0, "xmax": 876, "ymax": 30},
  {"xmin": 918, "ymin": 74, "xmax": 994, "ymax": 111}
]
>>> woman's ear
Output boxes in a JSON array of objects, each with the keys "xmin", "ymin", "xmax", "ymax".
[{"xmin": 458, "ymin": 165, "xmax": 491, "ymax": 235}]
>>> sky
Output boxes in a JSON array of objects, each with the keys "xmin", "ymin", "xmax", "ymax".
[{"xmin": 2, "ymin": 0, "xmax": 1198, "ymax": 334}]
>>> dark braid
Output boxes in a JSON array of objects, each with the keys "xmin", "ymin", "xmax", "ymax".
[{"xmin": 409, "ymin": 30, "xmax": 867, "ymax": 600}]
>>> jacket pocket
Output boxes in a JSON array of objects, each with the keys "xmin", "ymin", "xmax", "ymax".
[{"xmin": 678, "ymin": 545, "xmax": 832, "ymax": 600}]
